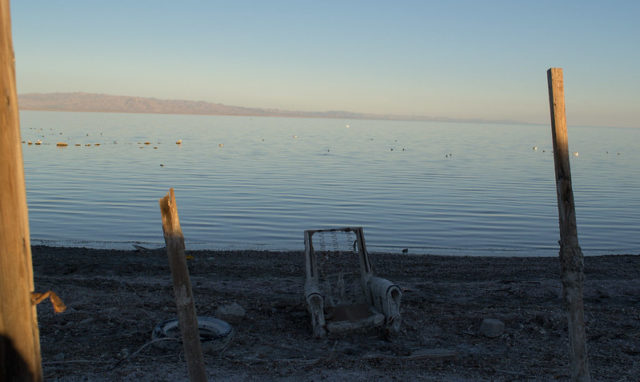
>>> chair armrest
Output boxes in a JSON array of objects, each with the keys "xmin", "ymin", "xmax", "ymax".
[{"xmin": 367, "ymin": 276, "xmax": 402, "ymax": 333}]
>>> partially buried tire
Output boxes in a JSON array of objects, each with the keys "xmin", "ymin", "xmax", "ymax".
[{"xmin": 152, "ymin": 316, "xmax": 234, "ymax": 353}]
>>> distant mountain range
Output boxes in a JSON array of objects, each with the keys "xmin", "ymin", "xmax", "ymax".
[{"xmin": 18, "ymin": 92, "xmax": 511, "ymax": 124}]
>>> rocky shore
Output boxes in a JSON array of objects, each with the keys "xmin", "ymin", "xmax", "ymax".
[{"xmin": 32, "ymin": 246, "xmax": 640, "ymax": 381}]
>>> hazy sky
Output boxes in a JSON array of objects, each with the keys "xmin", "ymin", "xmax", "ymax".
[{"xmin": 10, "ymin": 1, "xmax": 640, "ymax": 127}]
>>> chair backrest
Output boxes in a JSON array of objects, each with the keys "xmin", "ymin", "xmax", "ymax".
[{"xmin": 304, "ymin": 227, "xmax": 373, "ymax": 307}]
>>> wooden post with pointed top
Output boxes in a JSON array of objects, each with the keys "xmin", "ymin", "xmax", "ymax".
[
  {"xmin": 0, "ymin": 1, "xmax": 42, "ymax": 380},
  {"xmin": 159, "ymin": 188, "xmax": 206, "ymax": 382},
  {"xmin": 547, "ymin": 67, "xmax": 591, "ymax": 381}
]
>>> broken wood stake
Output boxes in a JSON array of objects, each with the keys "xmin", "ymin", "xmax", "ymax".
[
  {"xmin": 547, "ymin": 67, "xmax": 591, "ymax": 382},
  {"xmin": 159, "ymin": 188, "xmax": 207, "ymax": 382},
  {"xmin": 0, "ymin": 1, "xmax": 42, "ymax": 380}
]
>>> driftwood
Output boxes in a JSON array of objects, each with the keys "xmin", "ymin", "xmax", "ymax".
[
  {"xmin": 31, "ymin": 291, "xmax": 67, "ymax": 313},
  {"xmin": 362, "ymin": 348, "xmax": 457, "ymax": 361}
]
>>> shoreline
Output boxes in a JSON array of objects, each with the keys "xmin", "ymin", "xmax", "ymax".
[
  {"xmin": 32, "ymin": 246, "xmax": 640, "ymax": 381},
  {"xmin": 29, "ymin": 241, "xmax": 637, "ymax": 258}
]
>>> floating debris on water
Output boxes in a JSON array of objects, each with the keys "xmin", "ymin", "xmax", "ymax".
[
  {"xmin": 533, "ymin": 146, "xmax": 538, "ymax": 151},
  {"xmin": 28, "ymin": 141, "xmax": 32, "ymax": 145},
  {"xmin": 35, "ymin": 140, "xmax": 42, "ymax": 145},
  {"xmin": 153, "ymin": 146, "xmax": 158, "ymax": 149},
  {"xmin": 94, "ymin": 143, "xmax": 101, "ymax": 146},
  {"xmin": 218, "ymin": 143, "xmax": 224, "ymax": 148},
  {"xmin": 176, "ymin": 139, "xmax": 182, "ymax": 144},
  {"xmin": 56, "ymin": 142, "xmax": 68, "ymax": 147},
  {"xmin": 85, "ymin": 144, "xmax": 91, "ymax": 147},
  {"xmin": 573, "ymin": 152, "xmax": 579, "ymax": 157},
  {"xmin": 144, "ymin": 141, "xmax": 151, "ymax": 145},
  {"xmin": 75, "ymin": 144, "xmax": 81, "ymax": 146}
]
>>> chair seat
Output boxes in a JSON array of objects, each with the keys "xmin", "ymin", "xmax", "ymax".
[{"xmin": 325, "ymin": 303, "xmax": 385, "ymax": 334}]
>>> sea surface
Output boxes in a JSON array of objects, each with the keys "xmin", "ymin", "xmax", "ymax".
[{"xmin": 19, "ymin": 110, "xmax": 640, "ymax": 256}]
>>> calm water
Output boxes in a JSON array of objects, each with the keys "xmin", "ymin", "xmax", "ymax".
[{"xmin": 19, "ymin": 110, "xmax": 640, "ymax": 256}]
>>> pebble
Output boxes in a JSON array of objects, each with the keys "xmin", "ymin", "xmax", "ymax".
[
  {"xmin": 216, "ymin": 302, "xmax": 246, "ymax": 323},
  {"xmin": 480, "ymin": 318, "xmax": 504, "ymax": 338},
  {"xmin": 79, "ymin": 317, "xmax": 95, "ymax": 325}
]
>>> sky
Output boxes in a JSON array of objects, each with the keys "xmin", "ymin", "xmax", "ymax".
[{"xmin": 10, "ymin": 0, "xmax": 640, "ymax": 127}]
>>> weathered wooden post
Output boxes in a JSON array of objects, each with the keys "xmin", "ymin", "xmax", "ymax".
[
  {"xmin": 159, "ymin": 188, "xmax": 207, "ymax": 382},
  {"xmin": 547, "ymin": 67, "xmax": 591, "ymax": 381},
  {"xmin": 0, "ymin": 1, "xmax": 43, "ymax": 380}
]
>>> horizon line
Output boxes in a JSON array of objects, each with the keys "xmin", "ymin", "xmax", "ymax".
[
  {"xmin": 18, "ymin": 91, "xmax": 537, "ymax": 126},
  {"xmin": 18, "ymin": 91, "xmax": 630, "ymax": 129}
]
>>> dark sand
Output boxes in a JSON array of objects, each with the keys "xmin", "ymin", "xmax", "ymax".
[{"xmin": 32, "ymin": 246, "xmax": 640, "ymax": 381}]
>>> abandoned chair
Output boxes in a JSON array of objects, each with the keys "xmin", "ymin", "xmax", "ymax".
[{"xmin": 304, "ymin": 227, "xmax": 401, "ymax": 338}]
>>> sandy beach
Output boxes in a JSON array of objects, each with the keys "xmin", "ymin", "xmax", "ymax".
[{"xmin": 32, "ymin": 246, "xmax": 640, "ymax": 381}]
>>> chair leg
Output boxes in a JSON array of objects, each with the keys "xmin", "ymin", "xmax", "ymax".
[
  {"xmin": 307, "ymin": 294, "xmax": 326, "ymax": 338},
  {"xmin": 386, "ymin": 287, "xmax": 402, "ymax": 334}
]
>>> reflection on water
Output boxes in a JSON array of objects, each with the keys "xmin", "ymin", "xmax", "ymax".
[{"xmin": 20, "ymin": 111, "xmax": 640, "ymax": 256}]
